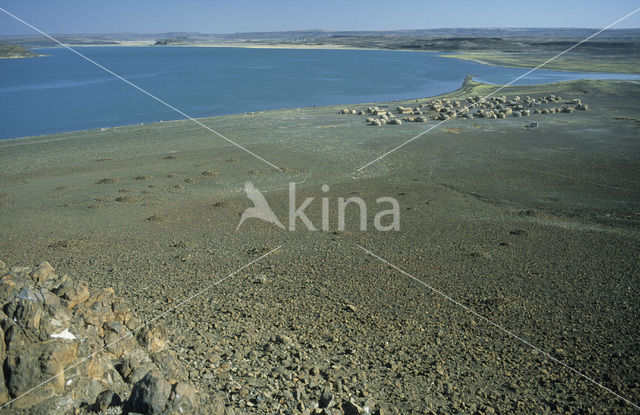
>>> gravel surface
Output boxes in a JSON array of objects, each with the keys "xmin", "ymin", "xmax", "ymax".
[{"xmin": 1, "ymin": 79, "xmax": 639, "ymax": 413}]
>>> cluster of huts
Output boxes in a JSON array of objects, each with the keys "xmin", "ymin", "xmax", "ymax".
[{"xmin": 339, "ymin": 94, "xmax": 589, "ymax": 126}]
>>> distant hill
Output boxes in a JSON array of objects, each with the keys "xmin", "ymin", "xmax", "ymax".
[
  {"xmin": 153, "ymin": 36, "xmax": 193, "ymax": 46},
  {"xmin": 1, "ymin": 28, "xmax": 639, "ymax": 48}
]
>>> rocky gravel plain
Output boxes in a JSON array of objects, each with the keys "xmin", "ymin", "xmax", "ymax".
[{"xmin": 0, "ymin": 79, "xmax": 639, "ymax": 413}]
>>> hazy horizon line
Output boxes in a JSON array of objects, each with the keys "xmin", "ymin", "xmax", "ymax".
[{"xmin": 2, "ymin": 26, "xmax": 640, "ymax": 38}]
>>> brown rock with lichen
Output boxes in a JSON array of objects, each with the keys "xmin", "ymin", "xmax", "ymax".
[
  {"xmin": 29, "ymin": 261, "xmax": 56, "ymax": 285},
  {"xmin": 137, "ymin": 326, "xmax": 167, "ymax": 353},
  {"xmin": 0, "ymin": 259, "xmax": 210, "ymax": 413}
]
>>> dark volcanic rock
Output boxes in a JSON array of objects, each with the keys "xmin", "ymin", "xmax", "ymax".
[
  {"xmin": 92, "ymin": 389, "xmax": 121, "ymax": 412},
  {"xmin": 342, "ymin": 400, "xmax": 364, "ymax": 415},
  {"xmin": 319, "ymin": 385, "xmax": 334, "ymax": 408},
  {"xmin": 125, "ymin": 370, "xmax": 172, "ymax": 414}
]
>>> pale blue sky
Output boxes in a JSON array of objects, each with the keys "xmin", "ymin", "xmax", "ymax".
[{"xmin": 0, "ymin": 0, "xmax": 639, "ymax": 35}]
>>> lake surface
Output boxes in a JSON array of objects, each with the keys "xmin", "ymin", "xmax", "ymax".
[{"xmin": 1, "ymin": 46, "xmax": 639, "ymax": 139}]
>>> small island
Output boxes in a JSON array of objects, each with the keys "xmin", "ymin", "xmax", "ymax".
[{"xmin": 0, "ymin": 44, "xmax": 41, "ymax": 59}]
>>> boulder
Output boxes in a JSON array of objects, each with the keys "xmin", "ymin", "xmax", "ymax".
[
  {"xmin": 168, "ymin": 381, "xmax": 200, "ymax": 413},
  {"xmin": 29, "ymin": 262, "xmax": 56, "ymax": 285},
  {"xmin": 124, "ymin": 370, "xmax": 172, "ymax": 415},
  {"xmin": 55, "ymin": 280, "xmax": 89, "ymax": 309},
  {"xmin": 92, "ymin": 389, "xmax": 122, "ymax": 412},
  {"xmin": 342, "ymin": 400, "xmax": 364, "ymax": 415}
]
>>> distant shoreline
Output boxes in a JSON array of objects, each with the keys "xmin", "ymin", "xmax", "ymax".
[
  {"xmin": 34, "ymin": 40, "xmax": 381, "ymax": 51},
  {"xmin": 30, "ymin": 41, "xmax": 640, "ymax": 74}
]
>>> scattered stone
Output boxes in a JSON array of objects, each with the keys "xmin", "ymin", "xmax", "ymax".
[
  {"xmin": 95, "ymin": 178, "xmax": 122, "ymax": 185},
  {"xmin": 253, "ymin": 274, "xmax": 268, "ymax": 284},
  {"xmin": 275, "ymin": 334, "xmax": 293, "ymax": 347},
  {"xmin": 147, "ymin": 215, "xmax": 171, "ymax": 222},
  {"xmin": 116, "ymin": 195, "xmax": 141, "ymax": 203},
  {"xmin": 319, "ymin": 386, "xmax": 333, "ymax": 408},
  {"xmin": 170, "ymin": 184, "xmax": 184, "ymax": 193},
  {"xmin": 48, "ymin": 239, "xmax": 79, "ymax": 249}
]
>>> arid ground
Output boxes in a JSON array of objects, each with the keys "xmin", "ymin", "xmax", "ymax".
[{"xmin": 1, "ymin": 79, "xmax": 639, "ymax": 413}]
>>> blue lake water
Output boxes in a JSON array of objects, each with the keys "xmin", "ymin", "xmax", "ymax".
[{"xmin": 1, "ymin": 46, "xmax": 639, "ymax": 139}]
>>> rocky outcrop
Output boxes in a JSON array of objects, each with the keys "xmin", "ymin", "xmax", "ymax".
[{"xmin": 0, "ymin": 259, "xmax": 210, "ymax": 414}]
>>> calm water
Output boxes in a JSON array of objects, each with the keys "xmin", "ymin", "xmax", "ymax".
[{"xmin": 1, "ymin": 46, "xmax": 639, "ymax": 139}]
